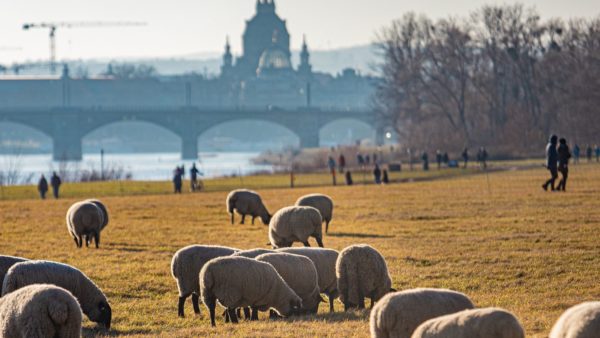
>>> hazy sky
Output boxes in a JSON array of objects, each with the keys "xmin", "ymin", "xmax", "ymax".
[{"xmin": 1, "ymin": 0, "xmax": 598, "ymax": 64}]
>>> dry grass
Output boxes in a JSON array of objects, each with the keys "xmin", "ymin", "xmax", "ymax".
[{"xmin": 0, "ymin": 164, "xmax": 599, "ymax": 337}]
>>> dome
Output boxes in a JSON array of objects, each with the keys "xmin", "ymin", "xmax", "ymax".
[{"xmin": 257, "ymin": 46, "xmax": 292, "ymax": 71}]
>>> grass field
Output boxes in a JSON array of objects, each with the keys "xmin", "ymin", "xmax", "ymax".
[{"xmin": 0, "ymin": 163, "xmax": 599, "ymax": 337}]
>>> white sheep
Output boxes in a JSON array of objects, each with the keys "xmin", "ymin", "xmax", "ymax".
[
  {"xmin": 0, "ymin": 255, "xmax": 28, "ymax": 296},
  {"xmin": 295, "ymin": 193, "xmax": 334, "ymax": 233},
  {"xmin": 226, "ymin": 189, "xmax": 271, "ymax": 225},
  {"xmin": 170, "ymin": 244, "xmax": 238, "ymax": 317},
  {"xmin": 336, "ymin": 244, "xmax": 394, "ymax": 310},
  {"xmin": 269, "ymin": 206, "xmax": 323, "ymax": 248},
  {"xmin": 549, "ymin": 301, "xmax": 600, "ymax": 338},
  {"xmin": 277, "ymin": 247, "xmax": 339, "ymax": 312},
  {"xmin": 0, "ymin": 284, "xmax": 82, "ymax": 338},
  {"xmin": 231, "ymin": 248, "xmax": 275, "ymax": 259},
  {"xmin": 370, "ymin": 288, "xmax": 475, "ymax": 338},
  {"xmin": 2, "ymin": 260, "xmax": 112, "ymax": 329},
  {"xmin": 256, "ymin": 252, "xmax": 322, "ymax": 314},
  {"xmin": 66, "ymin": 201, "xmax": 104, "ymax": 248},
  {"xmin": 200, "ymin": 255, "xmax": 302, "ymax": 326},
  {"xmin": 84, "ymin": 199, "xmax": 109, "ymax": 246}
]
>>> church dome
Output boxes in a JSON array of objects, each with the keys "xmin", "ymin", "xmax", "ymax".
[{"xmin": 257, "ymin": 46, "xmax": 292, "ymax": 71}]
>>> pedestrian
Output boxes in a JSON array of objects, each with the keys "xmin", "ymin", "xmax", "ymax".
[
  {"xmin": 345, "ymin": 170, "xmax": 353, "ymax": 185},
  {"xmin": 595, "ymin": 145, "xmax": 600, "ymax": 162},
  {"xmin": 365, "ymin": 154, "xmax": 370, "ymax": 165},
  {"xmin": 462, "ymin": 148, "xmax": 469, "ymax": 169},
  {"xmin": 542, "ymin": 135, "xmax": 559, "ymax": 191},
  {"xmin": 573, "ymin": 144, "xmax": 580, "ymax": 164},
  {"xmin": 181, "ymin": 164, "xmax": 185, "ymax": 178},
  {"xmin": 382, "ymin": 169, "xmax": 389, "ymax": 184},
  {"xmin": 422, "ymin": 152, "xmax": 429, "ymax": 171},
  {"xmin": 556, "ymin": 138, "xmax": 571, "ymax": 191},
  {"xmin": 50, "ymin": 172, "xmax": 61, "ymax": 199},
  {"xmin": 37, "ymin": 174, "xmax": 48, "ymax": 199},
  {"xmin": 436, "ymin": 150, "xmax": 442, "ymax": 170},
  {"xmin": 586, "ymin": 145, "xmax": 593, "ymax": 162},
  {"xmin": 328, "ymin": 156, "xmax": 337, "ymax": 186},
  {"xmin": 173, "ymin": 167, "xmax": 183, "ymax": 194},
  {"xmin": 338, "ymin": 153, "xmax": 346, "ymax": 173},
  {"xmin": 357, "ymin": 153, "xmax": 364, "ymax": 166},
  {"xmin": 480, "ymin": 147, "xmax": 488, "ymax": 169},
  {"xmin": 443, "ymin": 152, "xmax": 449, "ymax": 165},
  {"xmin": 190, "ymin": 163, "xmax": 200, "ymax": 192},
  {"xmin": 373, "ymin": 164, "xmax": 382, "ymax": 184}
]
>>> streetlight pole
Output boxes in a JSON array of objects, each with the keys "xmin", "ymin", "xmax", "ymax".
[{"xmin": 100, "ymin": 149, "xmax": 104, "ymax": 181}]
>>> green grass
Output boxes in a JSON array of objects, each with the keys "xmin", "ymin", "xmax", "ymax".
[{"xmin": 0, "ymin": 162, "xmax": 598, "ymax": 337}]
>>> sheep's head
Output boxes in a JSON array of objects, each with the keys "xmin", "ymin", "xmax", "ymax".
[
  {"xmin": 278, "ymin": 296, "xmax": 302, "ymax": 317},
  {"xmin": 89, "ymin": 300, "xmax": 112, "ymax": 329},
  {"xmin": 261, "ymin": 213, "xmax": 272, "ymax": 225}
]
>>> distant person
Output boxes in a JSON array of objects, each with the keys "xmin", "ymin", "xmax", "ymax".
[
  {"xmin": 382, "ymin": 169, "xmax": 389, "ymax": 184},
  {"xmin": 421, "ymin": 152, "xmax": 429, "ymax": 171},
  {"xmin": 345, "ymin": 170, "xmax": 353, "ymax": 185},
  {"xmin": 365, "ymin": 154, "xmax": 370, "ymax": 165},
  {"xmin": 50, "ymin": 172, "xmax": 61, "ymax": 199},
  {"xmin": 443, "ymin": 152, "xmax": 449, "ymax": 165},
  {"xmin": 542, "ymin": 135, "xmax": 559, "ymax": 191},
  {"xmin": 190, "ymin": 163, "xmax": 201, "ymax": 192},
  {"xmin": 173, "ymin": 167, "xmax": 183, "ymax": 193},
  {"xmin": 37, "ymin": 174, "xmax": 48, "ymax": 199},
  {"xmin": 328, "ymin": 156, "xmax": 337, "ymax": 186},
  {"xmin": 462, "ymin": 148, "xmax": 469, "ymax": 169},
  {"xmin": 586, "ymin": 145, "xmax": 593, "ymax": 162},
  {"xmin": 357, "ymin": 153, "xmax": 364, "ymax": 166},
  {"xmin": 573, "ymin": 144, "xmax": 580, "ymax": 164},
  {"xmin": 338, "ymin": 154, "xmax": 346, "ymax": 173},
  {"xmin": 595, "ymin": 145, "xmax": 600, "ymax": 162},
  {"xmin": 373, "ymin": 164, "xmax": 382, "ymax": 184},
  {"xmin": 556, "ymin": 138, "xmax": 571, "ymax": 191},
  {"xmin": 436, "ymin": 150, "xmax": 442, "ymax": 170},
  {"xmin": 181, "ymin": 164, "xmax": 185, "ymax": 178},
  {"xmin": 480, "ymin": 147, "xmax": 488, "ymax": 169}
]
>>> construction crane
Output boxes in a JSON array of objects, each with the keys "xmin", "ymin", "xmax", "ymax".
[{"xmin": 22, "ymin": 21, "xmax": 146, "ymax": 74}]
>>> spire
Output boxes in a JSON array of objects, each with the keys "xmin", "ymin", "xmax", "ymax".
[
  {"xmin": 221, "ymin": 35, "xmax": 233, "ymax": 77},
  {"xmin": 299, "ymin": 34, "xmax": 312, "ymax": 76}
]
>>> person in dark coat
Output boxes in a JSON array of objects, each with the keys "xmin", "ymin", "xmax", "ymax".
[
  {"xmin": 543, "ymin": 135, "xmax": 559, "ymax": 191},
  {"xmin": 436, "ymin": 150, "xmax": 442, "ymax": 170},
  {"xmin": 421, "ymin": 152, "xmax": 429, "ymax": 171},
  {"xmin": 462, "ymin": 148, "xmax": 469, "ymax": 169},
  {"xmin": 573, "ymin": 144, "xmax": 580, "ymax": 164},
  {"xmin": 190, "ymin": 163, "xmax": 200, "ymax": 192},
  {"xmin": 382, "ymin": 169, "xmax": 389, "ymax": 184},
  {"xmin": 338, "ymin": 154, "xmax": 346, "ymax": 173},
  {"xmin": 373, "ymin": 164, "xmax": 381, "ymax": 184},
  {"xmin": 345, "ymin": 170, "xmax": 353, "ymax": 186},
  {"xmin": 586, "ymin": 145, "xmax": 593, "ymax": 162},
  {"xmin": 37, "ymin": 174, "xmax": 48, "ymax": 199},
  {"xmin": 173, "ymin": 167, "xmax": 183, "ymax": 194},
  {"xmin": 556, "ymin": 138, "xmax": 571, "ymax": 191},
  {"xmin": 595, "ymin": 145, "xmax": 600, "ymax": 162},
  {"xmin": 50, "ymin": 172, "xmax": 61, "ymax": 199}
]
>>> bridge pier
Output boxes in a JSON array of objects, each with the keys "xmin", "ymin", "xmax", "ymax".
[
  {"xmin": 181, "ymin": 134, "xmax": 198, "ymax": 160},
  {"xmin": 52, "ymin": 114, "xmax": 83, "ymax": 161},
  {"xmin": 298, "ymin": 128, "xmax": 320, "ymax": 148}
]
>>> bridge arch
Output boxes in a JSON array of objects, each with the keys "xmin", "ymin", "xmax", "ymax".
[
  {"xmin": 0, "ymin": 121, "xmax": 53, "ymax": 154},
  {"xmin": 319, "ymin": 118, "xmax": 377, "ymax": 147}
]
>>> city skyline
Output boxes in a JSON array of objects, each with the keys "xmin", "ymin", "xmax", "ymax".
[{"xmin": 1, "ymin": 0, "xmax": 599, "ymax": 64}]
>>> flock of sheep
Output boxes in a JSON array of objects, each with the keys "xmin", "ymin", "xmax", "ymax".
[{"xmin": 0, "ymin": 189, "xmax": 598, "ymax": 337}]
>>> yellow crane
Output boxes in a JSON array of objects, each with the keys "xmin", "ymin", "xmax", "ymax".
[{"xmin": 22, "ymin": 21, "xmax": 146, "ymax": 74}]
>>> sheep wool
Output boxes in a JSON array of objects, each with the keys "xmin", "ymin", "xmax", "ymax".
[
  {"xmin": 256, "ymin": 252, "xmax": 322, "ymax": 314},
  {"xmin": 295, "ymin": 193, "xmax": 334, "ymax": 233},
  {"xmin": 231, "ymin": 248, "xmax": 275, "ymax": 259},
  {"xmin": 2, "ymin": 260, "xmax": 111, "ymax": 328},
  {"xmin": 0, "ymin": 284, "xmax": 82, "ymax": 338},
  {"xmin": 200, "ymin": 256, "xmax": 302, "ymax": 326},
  {"xmin": 226, "ymin": 189, "xmax": 271, "ymax": 225},
  {"xmin": 370, "ymin": 288, "xmax": 475, "ymax": 338},
  {"xmin": 549, "ymin": 301, "xmax": 600, "ymax": 338},
  {"xmin": 336, "ymin": 244, "xmax": 392, "ymax": 310},
  {"xmin": 66, "ymin": 201, "xmax": 104, "ymax": 248},
  {"xmin": 170, "ymin": 244, "xmax": 238, "ymax": 317},
  {"xmin": 411, "ymin": 307, "xmax": 525, "ymax": 338},
  {"xmin": 269, "ymin": 206, "xmax": 323, "ymax": 248},
  {"xmin": 0, "ymin": 255, "xmax": 28, "ymax": 296}
]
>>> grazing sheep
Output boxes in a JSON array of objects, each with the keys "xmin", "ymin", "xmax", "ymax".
[
  {"xmin": 256, "ymin": 252, "xmax": 322, "ymax": 314},
  {"xmin": 2, "ymin": 260, "xmax": 111, "ymax": 329},
  {"xmin": 231, "ymin": 248, "xmax": 275, "ymax": 259},
  {"xmin": 411, "ymin": 307, "xmax": 524, "ymax": 338},
  {"xmin": 171, "ymin": 245, "xmax": 238, "ymax": 317},
  {"xmin": 66, "ymin": 201, "xmax": 104, "ymax": 248},
  {"xmin": 0, "ymin": 284, "xmax": 82, "ymax": 338},
  {"xmin": 370, "ymin": 288, "xmax": 475, "ymax": 338},
  {"xmin": 295, "ymin": 193, "xmax": 334, "ymax": 233},
  {"xmin": 336, "ymin": 244, "xmax": 393, "ymax": 310},
  {"xmin": 549, "ymin": 301, "xmax": 600, "ymax": 338},
  {"xmin": 200, "ymin": 256, "xmax": 302, "ymax": 326},
  {"xmin": 277, "ymin": 247, "xmax": 339, "ymax": 312},
  {"xmin": 84, "ymin": 199, "xmax": 109, "ymax": 246},
  {"xmin": 0, "ymin": 255, "xmax": 28, "ymax": 296},
  {"xmin": 226, "ymin": 189, "xmax": 271, "ymax": 225},
  {"xmin": 269, "ymin": 206, "xmax": 323, "ymax": 248}
]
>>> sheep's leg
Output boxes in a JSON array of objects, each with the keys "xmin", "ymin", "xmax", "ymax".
[
  {"xmin": 326, "ymin": 220, "xmax": 330, "ymax": 234},
  {"xmin": 178, "ymin": 296, "xmax": 187, "ymax": 317},
  {"xmin": 94, "ymin": 232, "xmax": 100, "ymax": 249},
  {"xmin": 358, "ymin": 289, "xmax": 366, "ymax": 309},
  {"xmin": 223, "ymin": 309, "xmax": 230, "ymax": 323},
  {"xmin": 77, "ymin": 236, "xmax": 83, "ymax": 248},
  {"xmin": 72, "ymin": 236, "xmax": 79, "ymax": 247},
  {"xmin": 251, "ymin": 216, "xmax": 256, "ymax": 225},
  {"xmin": 231, "ymin": 211, "xmax": 234, "ymax": 225},
  {"xmin": 302, "ymin": 240, "xmax": 311, "ymax": 247},
  {"xmin": 85, "ymin": 235, "xmax": 90, "ymax": 247},
  {"xmin": 315, "ymin": 236, "xmax": 324, "ymax": 248},
  {"xmin": 243, "ymin": 307, "xmax": 251, "ymax": 320},
  {"xmin": 192, "ymin": 294, "xmax": 201, "ymax": 314},
  {"xmin": 236, "ymin": 308, "xmax": 242, "ymax": 318},
  {"xmin": 240, "ymin": 214, "xmax": 246, "ymax": 224},
  {"xmin": 251, "ymin": 307, "xmax": 259, "ymax": 320},
  {"xmin": 269, "ymin": 309, "xmax": 279, "ymax": 319},
  {"xmin": 328, "ymin": 294, "xmax": 335, "ymax": 313},
  {"xmin": 206, "ymin": 295, "xmax": 217, "ymax": 327},
  {"xmin": 227, "ymin": 308, "xmax": 239, "ymax": 324}
]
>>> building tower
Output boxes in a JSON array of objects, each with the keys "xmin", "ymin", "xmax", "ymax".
[
  {"xmin": 221, "ymin": 36, "xmax": 233, "ymax": 77},
  {"xmin": 298, "ymin": 35, "xmax": 312, "ymax": 77}
]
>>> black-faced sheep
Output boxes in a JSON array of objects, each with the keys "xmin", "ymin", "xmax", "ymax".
[{"xmin": 226, "ymin": 189, "xmax": 271, "ymax": 225}]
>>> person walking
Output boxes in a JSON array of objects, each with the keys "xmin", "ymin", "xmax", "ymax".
[
  {"xmin": 190, "ymin": 163, "xmax": 200, "ymax": 192},
  {"xmin": 480, "ymin": 147, "xmax": 488, "ymax": 169},
  {"xmin": 543, "ymin": 135, "xmax": 559, "ymax": 191},
  {"xmin": 173, "ymin": 167, "xmax": 183, "ymax": 194},
  {"xmin": 595, "ymin": 145, "xmax": 600, "ymax": 162},
  {"xmin": 436, "ymin": 150, "xmax": 442, "ymax": 170},
  {"xmin": 338, "ymin": 153, "xmax": 346, "ymax": 173},
  {"xmin": 421, "ymin": 152, "xmax": 429, "ymax": 171},
  {"xmin": 37, "ymin": 174, "xmax": 48, "ymax": 199},
  {"xmin": 462, "ymin": 148, "xmax": 469, "ymax": 169},
  {"xmin": 556, "ymin": 138, "xmax": 571, "ymax": 191},
  {"xmin": 345, "ymin": 170, "xmax": 353, "ymax": 186},
  {"xmin": 382, "ymin": 169, "xmax": 389, "ymax": 184},
  {"xmin": 586, "ymin": 145, "xmax": 593, "ymax": 162},
  {"xmin": 373, "ymin": 164, "xmax": 382, "ymax": 184},
  {"xmin": 573, "ymin": 144, "xmax": 580, "ymax": 164},
  {"xmin": 328, "ymin": 156, "xmax": 337, "ymax": 186},
  {"xmin": 50, "ymin": 172, "xmax": 61, "ymax": 199}
]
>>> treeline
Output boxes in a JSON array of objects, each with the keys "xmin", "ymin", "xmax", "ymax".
[{"xmin": 374, "ymin": 4, "xmax": 600, "ymax": 157}]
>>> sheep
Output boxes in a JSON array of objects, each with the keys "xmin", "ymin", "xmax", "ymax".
[
  {"xmin": 0, "ymin": 284, "xmax": 82, "ymax": 338},
  {"xmin": 200, "ymin": 255, "xmax": 302, "ymax": 326},
  {"xmin": 84, "ymin": 199, "xmax": 109, "ymax": 246},
  {"xmin": 411, "ymin": 307, "xmax": 524, "ymax": 338},
  {"xmin": 66, "ymin": 201, "xmax": 104, "ymax": 248},
  {"xmin": 2, "ymin": 260, "xmax": 111, "ymax": 329},
  {"xmin": 295, "ymin": 193, "xmax": 334, "ymax": 233},
  {"xmin": 171, "ymin": 244, "xmax": 238, "ymax": 317},
  {"xmin": 268, "ymin": 206, "xmax": 323, "ymax": 248},
  {"xmin": 336, "ymin": 244, "xmax": 394, "ymax": 310},
  {"xmin": 277, "ymin": 247, "xmax": 339, "ymax": 312},
  {"xmin": 370, "ymin": 288, "xmax": 475, "ymax": 338},
  {"xmin": 226, "ymin": 189, "xmax": 271, "ymax": 225},
  {"xmin": 549, "ymin": 301, "xmax": 600, "ymax": 338},
  {"xmin": 0, "ymin": 255, "xmax": 28, "ymax": 296},
  {"xmin": 231, "ymin": 248, "xmax": 275, "ymax": 259},
  {"xmin": 256, "ymin": 252, "xmax": 322, "ymax": 314}
]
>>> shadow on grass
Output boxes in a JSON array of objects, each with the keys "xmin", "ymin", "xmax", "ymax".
[
  {"xmin": 327, "ymin": 232, "xmax": 394, "ymax": 239},
  {"xmin": 83, "ymin": 327, "xmax": 152, "ymax": 337},
  {"xmin": 282, "ymin": 309, "xmax": 370, "ymax": 324}
]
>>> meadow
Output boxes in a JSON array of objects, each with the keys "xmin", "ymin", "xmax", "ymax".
[{"xmin": 0, "ymin": 163, "xmax": 599, "ymax": 337}]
